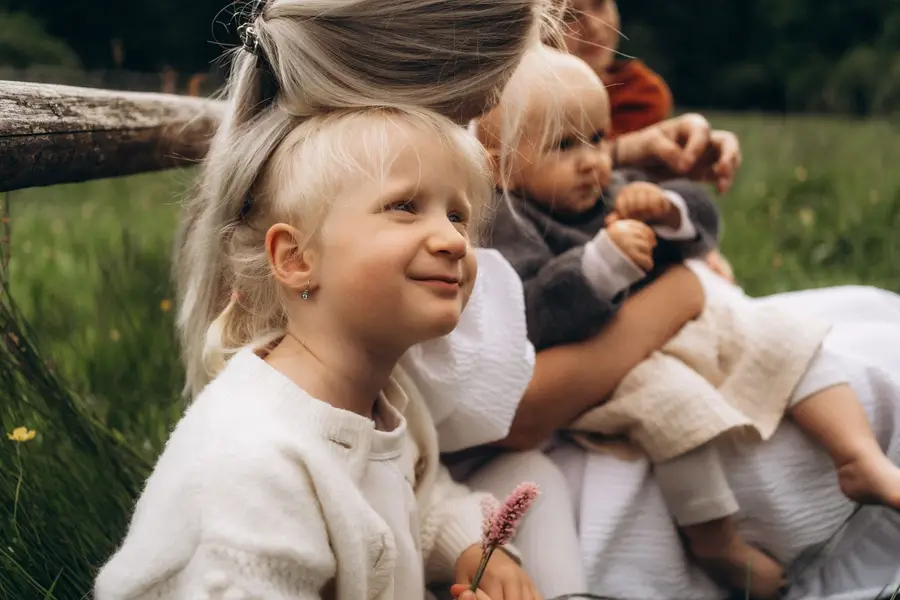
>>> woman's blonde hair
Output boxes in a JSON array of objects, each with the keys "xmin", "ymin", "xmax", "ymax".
[{"xmin": 176, "ymin": 0, "xmax": 558, "ymax": 398}]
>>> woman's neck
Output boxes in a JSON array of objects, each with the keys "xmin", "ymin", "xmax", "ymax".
[{"xmin": 266, "ymin": 326, "xmax": 401, "ymax": 419}]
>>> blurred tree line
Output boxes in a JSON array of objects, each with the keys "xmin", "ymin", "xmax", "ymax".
[
  {"xmin": 2, "ymin": 0, "xmax": 900, "ymax": 116},
  {"xmin": 619, "ymin": 0, "xmax": 900, "ymax": 116}
]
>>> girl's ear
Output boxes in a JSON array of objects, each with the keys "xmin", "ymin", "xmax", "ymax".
[{"xmin": 266, "ymin": 223, "xmax": 317, "ymax": 294}]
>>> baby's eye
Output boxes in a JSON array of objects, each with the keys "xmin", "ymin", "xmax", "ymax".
[
  {"xmin": 557, "ymin": 137, "xmax": 577, "ymax": 151},
  {"xmin": 590, "ymin": 130, "xmax": 606, "ymax": 145},
  {"xmin": 448, "ymin": 211, "xmax": 468, "ymax": 224}
]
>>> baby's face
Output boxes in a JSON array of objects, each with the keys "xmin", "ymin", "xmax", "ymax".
[
  {"xmin": 563, "ymin": 0, "xmax": 621, "ymax": 74},
  {"xmin": 510, "ymin": 72, "xmax": 613, "ymax": 214}
]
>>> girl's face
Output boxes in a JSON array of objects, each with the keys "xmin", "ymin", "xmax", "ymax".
[
  {"xmin": 563, "ymin": 0, "xmax": 621, "ymax": 74},
  {"xmin": 312, "ymin": 121, "xmax": 481, "ymax": 353}
]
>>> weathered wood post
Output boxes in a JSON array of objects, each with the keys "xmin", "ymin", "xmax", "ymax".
[{"xmin": 0, "ymin": 81, "xmax": 227, "ymax": 192}]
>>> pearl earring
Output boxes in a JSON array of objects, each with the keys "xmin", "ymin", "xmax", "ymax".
[{"xmin": 301, "ymin": 280, "xmax": 310, "ymax": 300}]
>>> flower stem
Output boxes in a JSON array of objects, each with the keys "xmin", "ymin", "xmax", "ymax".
[
  {"xmin": 469, "ymin": 546, "xmax": 496, "ymax": 592},
  {"xmin": 12, "ymin": 444, "xmax": 23, "ymax": 540}
]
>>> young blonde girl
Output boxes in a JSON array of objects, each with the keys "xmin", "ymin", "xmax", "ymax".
[{"xmin": 94, "ymin": 1, "xmax": 556, "ymax": 599}]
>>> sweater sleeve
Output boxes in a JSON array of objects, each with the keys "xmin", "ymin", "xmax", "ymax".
[
  {"xmin": 419, "ymin": 464, "xmax": 490, "ymax": 583},
  {"xmin": 94, "ymin": 445, "xmax": 335, "ymax": 600},
  {"xmin": 488, "ymin": 201, "xmax": 639, "ymax": 351}
]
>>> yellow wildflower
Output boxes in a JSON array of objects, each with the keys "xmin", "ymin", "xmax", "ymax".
[
  {"xmin": 798, "ymin": 207, "xmax": 815, "ymax": 227},
  {"xmin": 8, "ymin": 427, "xmax": 36, "ymax": 442},
  {"xmin": 160, "ymin": 299, "xmax": 173, "ymax": 313}
]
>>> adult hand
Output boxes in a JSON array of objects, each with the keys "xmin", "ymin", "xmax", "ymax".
[
  {"xmin": 615, "ymin": 114, "xmax": 742, "ymax": 194},
  {"xmin": 684, "ymin": 129, "xmax": 742, "ymax": 194}
]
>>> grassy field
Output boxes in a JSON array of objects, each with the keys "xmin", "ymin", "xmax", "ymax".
[{"xmin": 2, "ymin": 113, "xmax": 900, "ymax": 599}]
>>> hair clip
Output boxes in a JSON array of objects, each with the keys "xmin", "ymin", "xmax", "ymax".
[
  {"xmin": 238, "ymin": 0, "xmax": 268, "ymax": 55},
  {"xmin": 237, "ymin": 0, "xmax": 278, "ymax": 105},
  {"xmin": 238, "ymin": 22, "xmax": 260, "ymax": 56}
]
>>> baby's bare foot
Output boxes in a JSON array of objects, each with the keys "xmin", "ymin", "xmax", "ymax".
[{"xmin": 837, "ymin": 452, "xmax": 900, "ymax": 509}]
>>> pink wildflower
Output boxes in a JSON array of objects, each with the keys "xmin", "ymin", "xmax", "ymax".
[
  {"xmin": 480, "ymin": 495, "xmax": 501, "ymax": 546},
  {"xmin": 485, "ymin": 482, "xmax": 540, "ymax": 549},
  {"xmin": 469, "ymin": 482, "xmax": 540, "ymax": 593}
]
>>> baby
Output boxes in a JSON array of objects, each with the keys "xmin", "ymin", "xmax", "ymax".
[{"xmin": 478, "ymin": 44, "xmax": 900, "ymax": 599}]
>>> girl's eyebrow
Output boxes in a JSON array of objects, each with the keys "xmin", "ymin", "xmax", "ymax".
[{"xmin": 373, "ymin": 179, "xmax": 420, "ymax": 207}]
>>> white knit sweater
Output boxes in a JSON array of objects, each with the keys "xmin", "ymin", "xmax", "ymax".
[{"xmin": 95, "ymin": 349, "xmax": 489, "ymax": 600}]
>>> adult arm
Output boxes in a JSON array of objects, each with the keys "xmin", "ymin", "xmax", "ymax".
[{"xmin": 497, "ymin": 264, "xmax": 705, "ymax": 450}]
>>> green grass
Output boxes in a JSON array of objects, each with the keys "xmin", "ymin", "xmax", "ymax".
[
  {"xmin": 2, "ymin": 113, "xmax": 900, "ymax": 599},
  {"xmin": 712, "ymin": 112, "xmax": 900, "ymax": 294}
]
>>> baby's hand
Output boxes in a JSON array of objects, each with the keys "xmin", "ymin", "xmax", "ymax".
[
  {"xmin": 452, "ymin": 544, "xmax": 542, "ymax": 600},
  {"xmin": 615, "ymin": 181, "xmax": 681, "ymax": 229},
  {"xmin": 605, "ymin": 218, "xmax": 657, "ymax": 272}
]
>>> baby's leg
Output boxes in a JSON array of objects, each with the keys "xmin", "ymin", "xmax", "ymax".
[
  {"xmin": 465, "ymin": 449, "xmax": 586, "ymax": 597},
  {"xmin": 790, "ymin": 383, "xmax": 900, "ymax": 509},
  {"xmin": 656, "ymin": 444, "xmax": 785, "ymax": 599}
]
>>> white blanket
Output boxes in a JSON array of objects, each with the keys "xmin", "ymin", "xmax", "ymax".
[{"xmin": 553, "ymin": 264, "xmax": 900, "ymax": 599}]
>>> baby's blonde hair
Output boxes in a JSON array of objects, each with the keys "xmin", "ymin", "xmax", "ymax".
[
  {"xmin": 176, "ymin": 0, "xmax": 555, "ymax": 398},
  {"xmin": 479, "ymin": 43, "xmax": 603, "ymax": 193}
]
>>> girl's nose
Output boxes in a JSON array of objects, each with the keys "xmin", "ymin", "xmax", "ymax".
[{"xmin": 427, "ymin": 219, "xmax": 468, "ymax": 258}]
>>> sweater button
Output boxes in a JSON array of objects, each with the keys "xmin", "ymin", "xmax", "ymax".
[
  {"xmin": 222, "ymin": 588, "xmax": 249, "ymax": 600},
  {"xmin": 203, "ymin": 570, "xmax": 230, "ymax": 591}
]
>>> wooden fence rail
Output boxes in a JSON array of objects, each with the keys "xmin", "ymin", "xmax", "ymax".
[{"xmin": 0, "ymin": 81, "xmax": 226, "ymax": 192}]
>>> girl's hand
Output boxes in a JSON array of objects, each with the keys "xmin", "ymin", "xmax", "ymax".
[
  {"xmin": 452, "ymin": 544, "xmax": 543, "ymax": 600},
  {"xmin": 450, "ymin": 587, "xmax": 493, "ymax": 600}
]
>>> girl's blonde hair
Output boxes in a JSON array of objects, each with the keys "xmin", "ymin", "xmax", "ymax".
[{"xmin": 177, "ymin": 0, "xmax": 557, "ymax": 398}]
